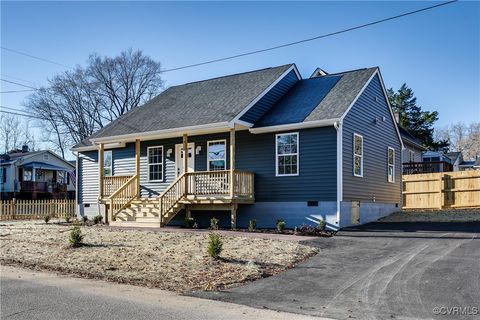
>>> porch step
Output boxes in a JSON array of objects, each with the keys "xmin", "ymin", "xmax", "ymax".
[{"xmin": 110, "ymin": 221, "xmax": 160, "ymax": 228}]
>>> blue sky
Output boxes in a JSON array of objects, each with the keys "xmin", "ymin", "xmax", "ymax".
[{"xmin": 1, "ymin": 1, "xmax": 479, "ymax": 146}]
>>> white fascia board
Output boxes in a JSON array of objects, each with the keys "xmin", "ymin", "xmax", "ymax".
[
  {"xmin": 375, "ymin": 69, "xmax": 405, "ymax": 149},
  {"xmin": 334, "ymin": 120, "xmax": 343, "ymax": 226},
  {"xmin": 249, "ymin": 119, "xmax": 338, "ymax": 134},
  {"xmin": 89, "ymin": 122, "xmax": 231, "ymax": 145},
  {"xmin": 339, "ymin": 69, "xmax": 378, "ymax": 122},
  {"xmin": 231, "ymin": 65, "xmax": 300, "ymax": 124},
  {"xmin": 339, "ymin": 68, "xmax": 404, "ymax": 149}
]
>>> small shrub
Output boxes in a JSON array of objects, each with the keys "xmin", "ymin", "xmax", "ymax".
[
  {"xmin": 65, "ymin": 216, "xmax": 71, "ymax": 223},
  {"xmin": 82, "ymin": 216, "xmax": 88, "ymax": 224},
  {"xmin": 207, "ymin": 232, "xmax": 223, "ymax": 259},
  {"xmin": 93, "ymin": 215, "xmax": 103, "ymax": 225},
  {"xmin": 69, "ymin": 226, "xmax": 83, "ymax": 247},
  {"xmin": 210, "ymin": 217, "xmax": 219, "ymax": 230},
  {"xmin": 44, "ymin": 214, "xmax": 51, "ymax": 224},
  {"xmin": 184, "ymin": 217, "xmax": 195, "ymax": 228},
  {"xmin": 248, "ymin": 219, "xmax": 257, "ymax": 232},
  {"xmin": 276, "ymin": 219, "xmax": 286, "ymax": 233},
  {"xmin": 317, "ymin": 219, "xmax": 326, "ymax": 231}
]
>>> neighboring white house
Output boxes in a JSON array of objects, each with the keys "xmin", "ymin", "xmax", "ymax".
[{"xmin": 0, "ymin": 147, "xmax": 75, "ymax": 200}]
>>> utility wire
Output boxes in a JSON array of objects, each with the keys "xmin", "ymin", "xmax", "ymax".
[
  {"xmin": 0, "ymin": 89, "xmax": 37, "ymax": 93},
  {"xmin": 0, "ymin": 79, "xmax": 39, "ymax": 90},
  {"xmin": 1, "ymin": 0, "xmax": 458, "ymax": 75},
  {"xmin": 1, "ymin": 46, "xmax": 72, "ymax": 69},
  {"xmin": 0, "ymin": 109, "xmax": 43, "ymax": 120},
  {"xmin": 162, "ymin": 0, "xmax": 458, "ymax": 72}
]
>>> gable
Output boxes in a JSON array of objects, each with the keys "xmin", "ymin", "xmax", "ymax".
[
  {"xmin": 254, "ymin": 74, "xmax": 342, "ymax": 127},
  {"xmin": 239, "ymin": 68, "xmax": 299, "ymax": 124}
]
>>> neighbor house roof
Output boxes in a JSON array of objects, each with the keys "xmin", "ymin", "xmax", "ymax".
[
  {"xmin": 0, "ymin": 150, "xmax": 74, "ymax": 169},
  {"xmin": 74, "ymin": 64, "xmax": 294, "ymax": 148},
  {"xmin": 399, "ymin": 126, "xmax": 426, "ymax": 150},
  {"xmin": 446, "ymin": 152, "xmax": 462, "ymax": 163}
]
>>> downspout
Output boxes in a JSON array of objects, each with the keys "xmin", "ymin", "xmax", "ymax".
[{"xmin": 334, "ymin": 121, "xmax": 343, "ymax": 229}]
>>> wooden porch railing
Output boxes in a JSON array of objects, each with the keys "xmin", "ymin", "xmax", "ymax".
[
  {"xmin": 402, "ymin": 161, "xmax": 453, "ymax": 175},
  {"xmin": 103, "ymin": 175, "xmax": 133, "ymax": 197},
  {"xmin": 158, "ymin": 170, "xmax": 255, "ymax": 217},
  {"xmin": 108, "ymin": 175, "xmax": 138, "ymax": 221},
  {"xmin": 159, "ymin": 173, "xmax": 186, "ymax": 218}
]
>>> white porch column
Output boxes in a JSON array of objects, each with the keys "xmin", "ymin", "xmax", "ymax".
[
  {"xmin": 183, "ymin": 134, "xmax": 188, "ymax": 196},
  {"xmin": 135, "ymin": 139, "xmax": 141, "ymax": 198},
  {"xmin": 229, "ymin": 127, "xmax": 236, "ymax": 198}
]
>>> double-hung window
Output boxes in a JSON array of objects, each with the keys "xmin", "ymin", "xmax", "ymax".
[
  {"xmin": 104, "ymin": 150, "xmax": 113, "ymax": 177},
  {"xmin": 207, "ymin": 140, "xmax": 226, "ymax": 171},
  {"xmin": 388, "ymin": 147, "xmax": 395, "ymax": 183},
  {"xmin": 276, "ymin": 132, "xmax": 299, "ymax": 176},
  {"xmin": 148, "ymin": 146, "xmax": 164, "ymax": 181},
  {"xmin": 353, "ymin": 133, "xmax": 363, "ymax": 177}
]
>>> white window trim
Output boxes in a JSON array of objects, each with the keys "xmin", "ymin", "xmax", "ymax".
[
  {"xmin": 275, "ymin": 132, "xmax": 299, "ymax": 177},
  {"xmin": 388, "ymin": 146, "xmax": 395, "ymax": 183},
  {"xmin": 104, "ymin": 150, "xmax": 113, "ymax": 177},
  {"xmin": 353, "ymin": 133, "xmax": 363, "ymax": 177},
  {"xmin": 147, "ymin": 146, "xmax": 164, "ymax": 182},
  {"xmin": 207, "ymin": 139, "xmax": 227, "ymax": 171}
]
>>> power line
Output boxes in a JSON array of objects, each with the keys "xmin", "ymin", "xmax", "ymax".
[
  {"xmin": 161, "ymin": 0, "xmax": 458, "ymax": 72},
  {"xmin": 0, "ymin": 79, "xmax": 39, "ymax": 90},
  {"xmin": 1, "ymin": 1, "xmax": 458, "ymax": 76},
  {"xmin": 0, "ymin": 109, "xmax": 43, "ymax": 120},
  {"xmin": 1, "ymin": 73, "xmax": 38, "ymax": 86},
  {"xmin": 1, "ymin": 46, "xmax": 72, "ymax": 69},
  {"xmin": 0, "ymin": 89, "xmax": 37, "ymax": 94}
]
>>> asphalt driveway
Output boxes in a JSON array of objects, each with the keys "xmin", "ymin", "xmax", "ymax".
[{"xmin": 196, "ymin": 222, "xmax": 480, "ymax": 320}]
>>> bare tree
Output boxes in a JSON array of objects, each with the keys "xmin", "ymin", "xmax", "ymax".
[
  {"xmin": 88, "ymin": 49, "xmax": 164, "ymax": 121},
  {"xmin": 24, "ymin": 49, "xmax": 164, "ymax": 155},
  {"xmin": 0, "ymin": 114, "xmax": 22, "ymax": 153},
  {"xmin": 436, "ymin": 122, "xmax": 480, "ymax": 160}
]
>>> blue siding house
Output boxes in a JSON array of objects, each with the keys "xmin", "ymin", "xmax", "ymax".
[{"xmin": 72, "ymin": 64, "xmax": 403, "ymax": 230}]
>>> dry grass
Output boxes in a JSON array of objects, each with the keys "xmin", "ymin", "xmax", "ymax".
[
  {"xmin": 0, "ymin": 220, "xmax": 317, "ymax": 292},
  {"xmin": 380, "ymin": 208, "xmax": 480, "ymax": 223}
]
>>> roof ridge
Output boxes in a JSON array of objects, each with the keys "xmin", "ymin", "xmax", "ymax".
[
  {"xmin": 170, "ymin": 63, "xmax": 294, "ymax": 88},
  {"xmin": 320, "ymin": 66, "xmax": 377, "ymax": 77}
]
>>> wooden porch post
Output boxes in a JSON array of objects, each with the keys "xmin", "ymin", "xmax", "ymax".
[
  {"xmin": 183, "ymin": 134, "xmax": 188, "ymax": 196},
  {"xmin": 98, "ymin": 143, "xmax": 104, "ymax": 200},
  {"xmin": 135, "ymin": 139, "xmax": 141, "ymax": 198},
  {"xmin": 98, "ymin": 143, "xmax": 106, "ymax": 223},
  {"xmin": 229, "ymin": 127, "xmax": 236, "ymax": 198},
  {"xmin": 230, "ymin": 204, "xmax": 237, "ymax": 229}
]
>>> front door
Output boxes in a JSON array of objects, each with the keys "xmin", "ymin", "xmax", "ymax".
[{"xmin": 175, "ymin": 143, "xmax": 195, "ymax": 177}]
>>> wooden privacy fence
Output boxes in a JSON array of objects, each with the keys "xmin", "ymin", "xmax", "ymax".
[
  {"xmin": 0, "ymin": 199, "xmax": 76, "ymax": 221},
  {"xmin": 403, "ymin": 171, "xmax": 480, "ymax": 209}
]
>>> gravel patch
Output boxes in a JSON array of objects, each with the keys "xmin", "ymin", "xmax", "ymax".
[
  {"xmin": 380, "ymin": 208, "xmax": 480, "ymax": 222},
  {"xmin": 0, "ymin": 220, "xmax": 318, "ymax": 292}
]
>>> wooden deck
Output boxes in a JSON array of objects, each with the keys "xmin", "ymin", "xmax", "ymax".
[{"xmin": 104, "ymin": 170, "xmax": 254, "ymax": 227}]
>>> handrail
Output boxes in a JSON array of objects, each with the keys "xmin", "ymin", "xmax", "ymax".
[
  {"xmin": 158, "ymin": 173, "xmax": 186, "ymax": 219},
  {"xmin": 108, "ymin": 175, "xmax": 138, "ymax": 221},
  {"xmin": 103, "ymin": 175, "xmax": 133, "ymax": 197}
]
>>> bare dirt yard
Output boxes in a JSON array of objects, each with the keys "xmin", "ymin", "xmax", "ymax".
[
  {"xmin": 379, "ymin": 207, "xmax": 480, "ymax": 222},
  {"xmin": 0, "ymin": 220, "xmax": 318, "ymax": 292}
]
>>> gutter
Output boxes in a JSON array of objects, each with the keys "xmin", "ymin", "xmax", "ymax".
[{"xmin": 249, "ymin": 119, "xmax": 339, "ymax": 134}]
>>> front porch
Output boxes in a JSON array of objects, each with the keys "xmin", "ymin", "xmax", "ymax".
[{"xmin": 97, "ymin": 129, "xmax": 255, "ymax": 228}]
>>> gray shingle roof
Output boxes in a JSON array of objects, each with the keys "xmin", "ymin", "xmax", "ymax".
[
  {"xmin": 74, "ymin": 64, "xmax": 293, "ymax": 148},
  {"xmin": 254, "ymin": 74, "xmax": 343, "ymax": 127},
  {"xmin": 73, "ymin": 65, "xmax": 381, "ymax": 149},
  {"xmin": 305, "ymin": 67, "xmax": 377, "ymax": 121}
]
